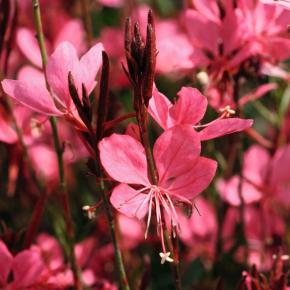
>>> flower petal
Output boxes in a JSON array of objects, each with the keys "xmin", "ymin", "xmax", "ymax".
[
  {"xmin": 154, "ymin": 125, "xmax": 201, "ymax": 185},
  {"xmin": 12, "ymin": 249, "xmax": 45, "ymax": 288},
  {"xmin": 54, "ymin": 20, "xmax": 85, "ymax": 55},
  {"xmin": 99, "ymin": 133, "xmax": 150, "ymax": 185},
  {"xmin": 164, "ymin": 157, "xmax": 217, "ymax": 199},
  {"xmin": 199, "ymin": 118, "xmax": 253, "ymax": 141},
  {"xmin": 79, "ymin": 43, "xmax": 104, "ymax": 95},
  {"xmin": 110, "ymin": 183, "xmax": 149, "ymax": 219},
  {"xmin": 243, "ymin": 145, "xmax": 270, "ymax": 186},
  {"xmin": 148, "ymin": 87, "xmax": 172, "ymax": 129},
  {"xmin": 16, "ymin": 28, "xmax": 43, "ymax": 68},
  {"xmin": 185, "ymin": 9, "xmax": 219, "ymax": 55},
  {"xmin": 0, "ymin": 241, "xmax": 13, "ymax": 286},
  {"xmin": 169, "ymin": 87, "xmax": 207, "ymax": 126},
  {"xmin": 46, "ymin": 41, "xmax": 79, "ymax": 109},
  {"xmin": 0, "ymin": 114, "xmax": 17, "ymax": 144},
  {"xmin": 270, "ymin": 144, "xmax": 290, "ymax": 187},
  {"xmin": 217, "ymin": 176, "xmax": 262, "ymax": 206},
  {"xmin": 1, "ymin": 79, "xmax": 62, "ymax": 116}
]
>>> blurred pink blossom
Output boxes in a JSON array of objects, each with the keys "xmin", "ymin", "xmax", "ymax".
[{"xmin": 217, "ymin": 144, "xmax": 290, "ymax": 206}]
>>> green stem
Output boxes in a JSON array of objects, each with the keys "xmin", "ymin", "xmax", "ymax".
[
  {"xmin": 99, "ymin": 173, "xmax": 130, "ymax": 290},
  {"xmin": 32, "ymin": 1, "xmax": 82, "ymax": 289}
]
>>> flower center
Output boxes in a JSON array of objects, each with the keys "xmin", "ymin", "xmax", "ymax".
[{"xmin": 144, "ymin": 185, "xmax": 180, "ymax": 263}]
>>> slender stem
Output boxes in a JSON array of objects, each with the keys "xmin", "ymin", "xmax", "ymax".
[
  {"xmin": 32, "ymin": 1, "xmax": 82, "ymax": 289},
  {"xmin": 135, "ymin": 86, "xmax": 158, "ymax": 184},
  {"xmin": 172, "ymin": 234, "xmax": 182, "ymax": 290},
  {"xmin": 32, "ymin": 1, "xmax": 47, "ymax": 65},
  {"xmin": 99, "ymin": 171, "xmax": 130, "ymax": 290},
  {"xmin": 24, "ymin": 193, "xmax": 48, "ymax": 248}
]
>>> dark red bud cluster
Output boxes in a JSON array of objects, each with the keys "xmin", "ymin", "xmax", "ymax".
[{"xmin": 124, "ymin": 9, "xmax": 157, "ymax": 109}]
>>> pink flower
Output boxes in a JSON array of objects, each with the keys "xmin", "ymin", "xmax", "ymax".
[
  {"xmin": 217, "ymin": 144, "xmax": 290, "ymax": 206},
  {"xmin": 148, "ymin": 86, "xmax": 253, "ymax": 141},
  {"xmin": 99, "ymin": 125, "xmax": 217, "ymax": 262},
  {"xmin": 0, "ymin": 240, "xmax": 47, "ymax": 289},
  {"xmin": 2, "ymin": 41, "xmax": 103, "ymax": 126},
  {"xmin": 239, "ymin": 0, "xmax": 290, "ymax": 62}
]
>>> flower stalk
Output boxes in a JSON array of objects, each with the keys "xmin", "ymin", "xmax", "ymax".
[
  {"xmin": 124, "ymin": 10, "xmax": 182, "ymax": 289},
  {"xmin": 69, "ymin": 51, "xmax": 131, "ymax": 290},
  {"xmin": 31, "ymin": 1, "xmax": 82, "ymax": 289}
]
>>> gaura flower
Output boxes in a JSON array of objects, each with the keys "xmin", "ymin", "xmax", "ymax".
[
  {"xmin": 218, "ymin": 144, "xmax": 290, "ymax": 206},
  {"xmin": 99, "ymin": 125, "xmax": 217, "ymax": 263},
  {"xmin": 0, "ymin": 240, "xmax": 46, "ymax": 289},
  {"xmin": 2, "ymin": 41, "xmax": 103, "ymax": 128},
  {"xmin": 148, "ymin": 86, "xmax": 253, "ymax": 141}
]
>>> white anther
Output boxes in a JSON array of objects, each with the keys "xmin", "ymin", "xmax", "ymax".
[{"xmin": 159, "ymin": 252, "xmax": 174, "ymax": 264}]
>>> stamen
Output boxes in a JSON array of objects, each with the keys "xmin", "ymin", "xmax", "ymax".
[
  {"xmin": 82, "ymin": 205, "xmax": 96, "ymax": 219},
  {"xmin": 145, "ymin": 191, "xmax": 154, "ymax": 239},
  {"xmin": 219, "ymin": 105, "xmax": 236, "ymax": 117},
  {"xmin": 159, "ymin": 252, "xmax": 174, "ymax": 264}
]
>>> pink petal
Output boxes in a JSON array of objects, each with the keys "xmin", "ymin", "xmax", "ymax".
[
  {"xmin": 239, "ymin": 83, "xmax": 277, "ymax": 106},
  {"xmin": 118, "ymin": 214, "xmax": 144, "ymax": 248},
  {"xmin": 148, "ymin": 87, "xmax": 172, "ymax": 129},
  {"xmin": 266, "ymin": 37, "xmax": 290, "ymax": 61},
  {"xmin": 185, "ymin": 9, "xmax": 219, "ymax": 55},
  {"xmin": 75, "ymin": 237, "xmax": 96, "ymax": 268},
  {"xmin": 261, "ymin": 62, "xmax": 290, "ymax": 80},
  {"xmin": 0, "ymin": 114, "xmax": 17, "ymax": 144},
  {"xmin": 0, "ymin": 241, "xmax": 13, "ymax": 286},
  {"xmin": 79, "ymin": 43, "xmax": 104, "ymax": 95},
  {"xmin": 270, "ymin": 144, "xmax": 290, "ymax": 186},
  {"xmin": 154, "ymin": 125, "xmax": 201, "ymax": 185},
  {"xmin": 156, "ymin": 20, "xmax": 194, "ymax": 74},
  {"xmin": 46, "ymin": 41, "xmax": 79, "ymax": 109},
  {"xmin": 99, "ymin": 0, "xmax": 124, "ymax": 8},
  {"xmin": 17, "ymin": 65, "xmax": 45, "ymax": 83},
  {"xmin": 169, "ymin": 87, "xmax": 207, "ymax": 127},
  {"xmin": 12, "ymin": 249, "xmax": 45, "ymax": 288},
  {"xmin": 54, "ymin": 20, "xmax": 85, "ymax": 54},
  {"xmin": 217, "ymin": 177, "xmax": 262, "ymax": 206},
  {"xmin": 16, "ymin": 28, "xmax": 43, "ymax": 68},
  {"xmin": 193, "ymin": 0, "xmax": 220, "ymax": 23},
  {"xmin": 243, "ymin": 145, "xmax": 270, "ymax": 186},
  {"xmin": 99, "ymin": 133, "xmax": 150, "ymax": 185},
  {"xmin": 164, "ymin": 156, "xmax": 217, "ymax": 199},
  {"xmin": 110, "ymin": 183, "xmax": 149, "ymax": 219},
  {"xmin": 29, "ymin": 145, "xmax": 58, "ymax": 181},
  {"xmin": 36, "ymin": 234, "xmax": 64, "ymax": 270},
  {"xmin": 260, "ymin": 0, "xmax": 290, "ymax": 10},
  {"xmin": 199, "ymin": 118, "xmax": 253, "ymax": 141},
  {"xmin": 1, "ymin": 79, "xmax": 63, "ymax": 116}
]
